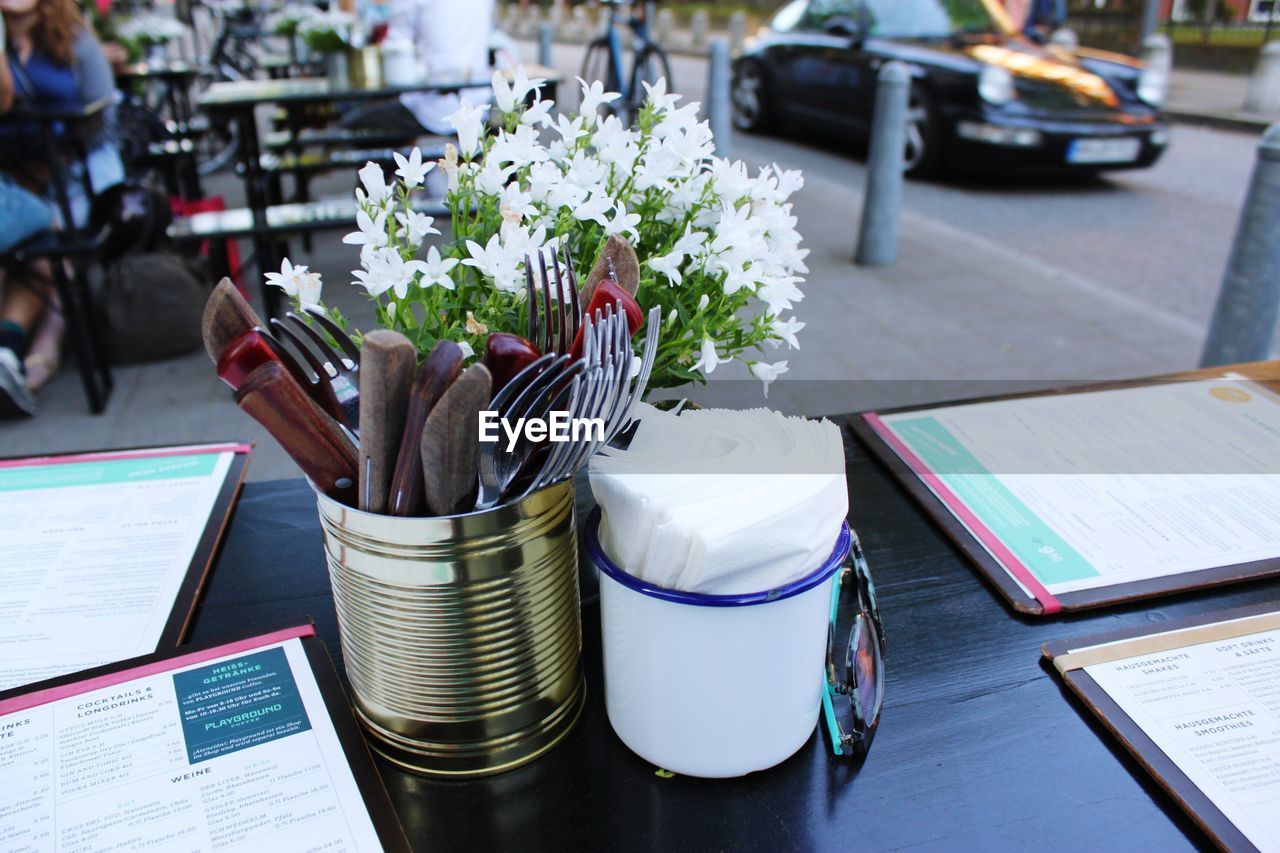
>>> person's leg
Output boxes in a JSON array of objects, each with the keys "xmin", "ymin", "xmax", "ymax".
[
  {"xmin": 0, "ymin": 178, "xmax": 55, "ymax": 416},
  {"xmin": 20, "ymin": 259, "xmax": 62, "ymax": 392},
  {"xmin": 0, "ymin": 270, "xmax": 41, "ymax": 416}
]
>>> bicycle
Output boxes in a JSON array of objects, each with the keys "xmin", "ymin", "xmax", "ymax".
[{"xmin": 579, "ymin": 1, "xmax": 673, "ymax": 123}]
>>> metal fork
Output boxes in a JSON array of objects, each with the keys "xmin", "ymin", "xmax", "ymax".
[
  {"xmin": 268, "ymin": 308, "xmax": 361, "ymax": 435},
  {"xmin": 475, "ymin": 354, "xmax": 584, "ymax": 510},
  {"xmin": 525, "ymin": 245, "xmax": 582, "ymax": 356}
]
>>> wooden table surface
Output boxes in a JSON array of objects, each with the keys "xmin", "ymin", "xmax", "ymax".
[{"xmin": 189, "ymin": 419, "xmax": 1278, "ymax": 850}]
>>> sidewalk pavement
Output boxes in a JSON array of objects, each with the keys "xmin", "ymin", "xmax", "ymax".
[{"xmin": 1165, "ymin": 68, "xmax": 1279, "ymax": 132}]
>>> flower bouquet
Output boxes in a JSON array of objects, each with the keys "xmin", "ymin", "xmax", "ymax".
[
  {"xmin": 271, "ymin": 68, "xmax": 808, "ymax": 393},
  {"xmin": 298, "ymin": 10, "xmax": 355, "ymax": 55},
  {"xmin": 266, "ymin": 3, "xmax": 321, "ymax": 37}
]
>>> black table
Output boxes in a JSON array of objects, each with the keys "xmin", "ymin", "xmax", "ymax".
[{"xmin": 191, "ymin": 424, "xmax": 1279, "ymax": 850}]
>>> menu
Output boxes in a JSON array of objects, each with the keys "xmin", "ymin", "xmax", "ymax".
[
  {"xmin": 1050, "ymin": 610, "xmax": 1280, "ymax": 851},
  {"xmin": 0, "ymin": 625, "xmax": 397, "ymax": 852},
  {"xmin": 864, "ymin": 378, "xmax": 1280, "ymax": 609},
  {"xmin": 0, "ymin": 444, "xmax": 247, "ymax": 691}
]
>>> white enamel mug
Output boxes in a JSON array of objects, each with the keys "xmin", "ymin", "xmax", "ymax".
[{"xmin": 586, "ymin": 509, "xmax": 853, "ymax": 778}]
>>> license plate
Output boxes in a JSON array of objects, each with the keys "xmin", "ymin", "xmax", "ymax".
[{"xmin": 1067, "ymin": 137, "xmax": 1142, "ymax": 164}]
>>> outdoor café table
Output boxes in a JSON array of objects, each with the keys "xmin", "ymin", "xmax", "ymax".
[
  {"xmin": 186, "ymin": 413, "xmax": 1280, "ymax": 851},
  {"xmin": 196, "ymin": 66, "xmax": 561, "ymax": 316},
  {"xmin": 115, "ymin": 62, "xmax": 200, "ymax": 127}
]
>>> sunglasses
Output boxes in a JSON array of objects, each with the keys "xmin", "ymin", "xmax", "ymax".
[{"xmin": 822, "ymin": 530, "xmax": 885, "ymax": 758}]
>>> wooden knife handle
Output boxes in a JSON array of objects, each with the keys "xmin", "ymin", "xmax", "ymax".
[
  {"xmin": 358, "ymin": 330, "xmax": 417, "ymax": 514},
  {"xmin": 387, "ymin": 340, "xmax": 463, "ymax": 517},
  {"xmin": 235, "ymin": 361, "xmax": 358, "ymax": 505}
]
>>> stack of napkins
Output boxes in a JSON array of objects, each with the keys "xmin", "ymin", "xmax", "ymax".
[{"xmin": 588, "ymin": 405, "xmax": 848, "ymax": 595}]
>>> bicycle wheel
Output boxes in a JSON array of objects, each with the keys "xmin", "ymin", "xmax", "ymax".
[
  {"xmin": 629, "ymin": 46, "xmax": 673, "ymax": 115},
  {"xmin": 580, "ymin": 38, "xmax": 615, "ymax": 91}
]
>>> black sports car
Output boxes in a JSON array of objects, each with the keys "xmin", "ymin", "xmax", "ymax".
[{"xmin": 731, "ymin": 0, "xmax": 1170, "ymax": 176}]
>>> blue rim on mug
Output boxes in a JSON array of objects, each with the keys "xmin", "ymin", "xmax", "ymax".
[{"xmin": 584, "ymin": 507, "xmax": 853, "ymax": 608}]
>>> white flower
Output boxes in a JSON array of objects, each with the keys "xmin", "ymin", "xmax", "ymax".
[
  {"xmin": 395, "ymin": 210, "xmax": 439, "ymax": 246},
  {"xmin": 475, "ymin": 161, "xmax": 515, "ymax": 196},
  {"xmin": 393, "ymin": 148, "xmax": 433, "ymax": 188},
  {"xmin": 641, "ymin": 78, "xmax": 680, "ymax": 113},
  {"xmin": 458, "ymin": 340, "xmax": 475, "ymax": 359},
  {"xmin": 419, "ymin": 246, "xmax": 458, "ymax": 290},
  {"xmin": 573, "ymin": 191, "xmax": 612, "ymax": 226},
  {"xmin": 576, "ymin": 77, "xmax": 620, "ymax": 124},
  {"xmin": 757, "ymin": 274, "xmax": 804, "ymax": 313},
  {"xmin": 751, "ymin": 360, "xmax": 789, "ymax": 396},
  {"xmin": 602, "ymin": 201, "xmax": 641, "ymax": 239},
  {"xmin": 499, "ymin": 183, "xmax": 537, "ymax": 219},
  {"xmin": 462, "ymin": 233, "xmax": 522, "ymax": 291},
  {"xmin": 438, "ymin": 143, "xmax": 460, "ymax": 191},
  {"xmin": 342, "ymin": 207, "xmax": 388, "ymax": 249},
  {"xmin": 772, "ymin": 316, "xmax": 805, "ymax": 349},
  {"xmin": 553, "ymin": 113, "xmax": 587, "ymax": 148},
  {"xmin": 674, "ymin": 227, "xmax": 708, "ymax": 257},
  {"xmin": 488, "ymin": 124, "xmax": 548, "ymax": 169},
  {"xmin": 521, "ymin": 95, "xmax": 555, "ymax": 128},
  {"xmin": 264, "ymin": 257, "xmax": 323, "ymax": 307},
  {"xmin": 493, "ymin": 65, "xmax": 545, "ymax": 113},
  {"xmin": 648, "ymin": 250, "xmax": 683, "ymax": 285},
  {"xmin": 697, "ymin": 294, "xmax": 710, "ymax": 312},
  {"xmin": 357, "ymin": 162, "xmax": 390, "ymax": 205},
  {"xmin": 352, "ymin": 248, "xmax": 429, "ymax": 299},
  {"xmin": 692, "ymin": 337, "xmax": 731, "ymax": 376},
  {"xmin": 444, "ymin": 98, "xmax": 486, "ymax": 157}
]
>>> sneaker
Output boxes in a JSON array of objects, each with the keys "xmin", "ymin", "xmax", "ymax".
[{"xmin": 0, "ymin": 347, "xmax": 37, "ymax": 418}]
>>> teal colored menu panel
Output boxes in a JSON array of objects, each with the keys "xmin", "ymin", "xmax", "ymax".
[
  {"xmin": 173, "ymin": 646, "xmax": 312, "ymax": 765},
  {"xmin": 0, "ymin": 453, "xmax": 219, "ymax": 492},
  {"xmin": 890, "ymin": 417, "xmax": 1098, "ymax": 586}
]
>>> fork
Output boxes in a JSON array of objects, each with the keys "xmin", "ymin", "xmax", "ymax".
[
  {"xmin": 269, "ymin": 308, "xmax": 361, "ymax": 435},
  {"xmin": 525, "ymin": 245, "xmax": 582, "ymax": 356},
  {"xmin": 474, "ymin": 354, "xmax": 584, "ymax": 510}
]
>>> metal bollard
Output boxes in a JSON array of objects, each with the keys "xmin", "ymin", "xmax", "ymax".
[
  {"xmin": 1141, "ymin": 33, "xmax": 1173, "ymax": 75},
  {"xmin": 655, "ymin": 8, "xmax": 674, "ymax": 46},
  {"xmin": 1139, "ymin": 0, "xmax": 1161, "ymax": 43},
  {"xmin": 729, "ymin": 11, "xmax": 747, "ymax": 52},
  {"xmin": 538, "ymin": 22, "xmax": 554, "ymax": 68},
  {"xmin": 690, "ymin": 9, "xmax": 710, "ymax": 51},
  {"xmin": 855, "ymin": 62, "xmax": 910, "ymax": 267},
  {"xmin": 1244, "ymin": 42, "xmax": 1280, "ymax": 115},
  {"xmin": 1201, "ymin": 124, "xmax": 1280, "ymax": 366},
  {"xmin": 707, "ymin": 37, "xmax": 732, "ymax": 158}
]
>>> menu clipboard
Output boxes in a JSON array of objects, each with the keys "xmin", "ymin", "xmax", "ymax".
[
  {"xmin": 1044, "ymin": 603, "xmax": 1280, "ymax": 852},
  {"xmin": 0, "ymin": 621, "xmax": 409, "ymax": 852},
  {"xmin": 0, "ymin": 443, "xmax": 251, "ymax": 689},
  {"xmin": 849, "ymin": 362, "xmax": 1280, "ymax": 616}
]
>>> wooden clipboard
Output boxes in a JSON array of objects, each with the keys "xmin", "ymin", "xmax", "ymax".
[
  {"xmin": 1044, "ymin": 602, "xmax": 1280, "ymax": 852},
  {"xmin": 848, "ymin": 361, "xmax": 1280, "ymax": 616},
  {"xmin": 0, "ymin": 621, "xmax": 409, "ymax": 852},
  {"xmin": 0, "ymin": 442, "xmax": 251, "ymax": 674}
]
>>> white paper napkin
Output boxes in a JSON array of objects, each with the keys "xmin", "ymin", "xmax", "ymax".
[{"xmin": 588, "ymin": 404, "xmax": 848, "ymax": 595}]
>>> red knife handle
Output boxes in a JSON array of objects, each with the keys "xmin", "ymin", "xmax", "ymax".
[{"xmin": 235, "ymin": 361, "xmax": 358, "ymax": 505}]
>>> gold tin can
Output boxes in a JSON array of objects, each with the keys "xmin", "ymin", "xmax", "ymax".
[{"xmin": 314, "ymin": 480, "xmax": 585, "ymax": 777}]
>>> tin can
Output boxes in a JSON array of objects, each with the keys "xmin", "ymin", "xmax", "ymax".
[{"xmin": 314, "ymin": 480, "xmax": 584, "ymax": 777}]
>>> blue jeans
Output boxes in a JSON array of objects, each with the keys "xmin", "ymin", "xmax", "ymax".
[{"xmin": 0, "ymin": 178, "xmax": 53, "ymax": 255}]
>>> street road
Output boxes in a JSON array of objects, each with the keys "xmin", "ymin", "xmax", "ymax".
[{"xmin": 548, "ymin": 43, "xmax": 1256, "ymax": 334}]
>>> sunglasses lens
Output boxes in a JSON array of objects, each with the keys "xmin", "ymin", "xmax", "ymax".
[{"xmin": 849, "ymin": 617, "xmax": 884, "ymax": 735}]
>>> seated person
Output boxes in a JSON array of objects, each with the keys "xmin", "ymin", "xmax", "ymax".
[
  {"xmin": 1, "ymin": 0, "xmax": 124, "ymax": 225},
  {"xmin": 342, "ymin": 0, "xmax": 495, "ymax": 137}
]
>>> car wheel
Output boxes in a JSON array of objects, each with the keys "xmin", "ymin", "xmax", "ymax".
[
  {"xmin": 732, "ymin": 59, "xmax": 776, "ymax": 132},
  {"xmin": 904, "ymin": 86, "xmax": 942, "ymax": 178}
]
